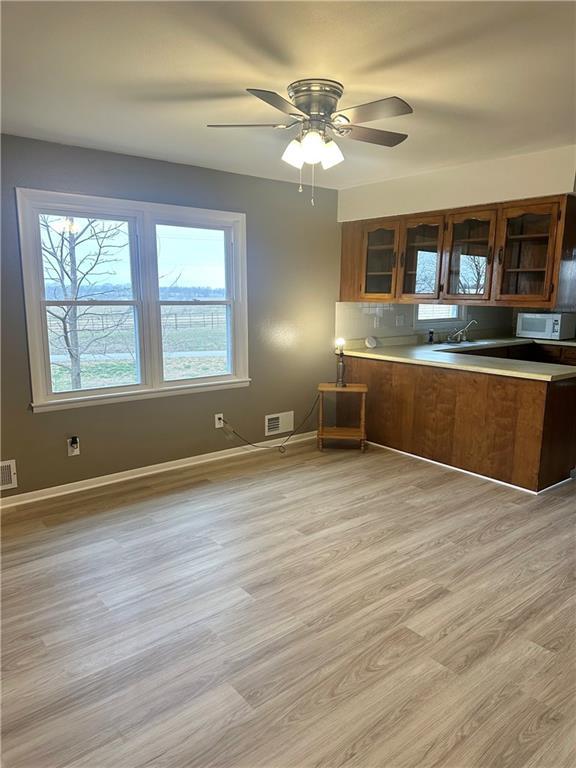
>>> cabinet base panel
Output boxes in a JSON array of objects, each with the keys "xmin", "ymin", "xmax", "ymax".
[{"xmin": 367, "ymin": 441, "xmax": 574, "ymax": 495}]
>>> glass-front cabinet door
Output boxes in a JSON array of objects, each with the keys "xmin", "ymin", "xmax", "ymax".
[
  {"xmin": 493, "ymin": 203, "xmax": 559, "ymax": 302},
  {"xmin": 361, "ymin": 220, "xmax": 400, "ymax": 300},
  {"xmin": 397, "ymin": 216, "xmax": 444, "ymax": 299},
  {"xmin": 442, "ymin": 210, "xmax": 496, "ymax": 301}
]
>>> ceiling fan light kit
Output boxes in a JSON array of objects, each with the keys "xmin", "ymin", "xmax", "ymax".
[
  {"xmin": 208, "ymin": 78, "xmax": 412, "ymax": 201},
  {"xmin": 281, "ymin": 138, "xmax": 305, "ymax": 169},
  {"xmin": 320, "ymin": 139, "xmax": 345, "ymax": 170}
]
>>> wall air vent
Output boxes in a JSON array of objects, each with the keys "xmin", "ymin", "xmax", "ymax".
[
  {"xmin": 265, "ymin": 411, "xmax": 294, "ymax": 437},
  {"xmin": 0, "ymin": 460, "xmax": 18, "ymax": 490}
]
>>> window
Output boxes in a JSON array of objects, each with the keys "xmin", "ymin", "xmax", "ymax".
[
  {"xmin": 17, "ymin": 190, "xmax": 248, "ymax": 411},
  {"xmin": 414, "ymin": 304, "xmax": 464, "ymax": 327}
]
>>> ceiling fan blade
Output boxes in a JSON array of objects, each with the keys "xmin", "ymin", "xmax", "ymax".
[
  {"xmin": 334, "ymin": 96, "xmax": 413, "ymax": 125},
  {"xmin": 341, "ymin": 124, "xmax": 408, "ymax": 147},
  {"xmin": 207, "ymin": 122, "xmax": 297, "ymax": 129},
  {"xmin": 247, "ymin": 88, "xmax": 309, "ymax": 118}
]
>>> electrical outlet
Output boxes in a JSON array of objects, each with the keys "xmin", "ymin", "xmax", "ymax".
[
  {"xmin": 214, "ymin": 413, "xmax": 224, "ymax": 429},
  {"xmin": 67, "ymin": 436, "xmax": 80, "ymax": 456}
]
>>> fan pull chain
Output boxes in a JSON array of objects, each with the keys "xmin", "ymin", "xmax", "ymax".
[
  {"xmin": 298, "ymin": 165, "xmax": 303, "ymax": 193},
  {"xmin": 311, "ymin": 164, "xmax": 315, "ymax": 206}
]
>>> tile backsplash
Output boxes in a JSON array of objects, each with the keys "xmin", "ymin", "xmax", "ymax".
[{"xmin": 335, "ymin": 302, "xmax": 515, "ymax": 347}]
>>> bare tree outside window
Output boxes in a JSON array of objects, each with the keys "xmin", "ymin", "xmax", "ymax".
[
  {"xmin": 19, "ymin": 191, "xmax": 248, "ymax": 409},
  {"xmin": 414, "ymin": 250, "xmax": 439, "ymax": 294},
  {"xmin": 456, "ymin": 252, "xmax": 487, "ymax": 295},
  {"xmin": 38, "ymin": 215, "xmax": 231, "ymax": 392},
  {"xmin": 39, "ymin": 215, "xmax": 139, "ymax": 391}
]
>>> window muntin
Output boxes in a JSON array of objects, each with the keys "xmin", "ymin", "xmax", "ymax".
[{"xmin": 17, "ymin": 190, "xmax": 248, "ymax": 409}]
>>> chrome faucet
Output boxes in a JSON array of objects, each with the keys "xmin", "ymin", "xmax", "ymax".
[{"xmin": 446, "ymin": 319, "xmax": 478, "ymax": 343}]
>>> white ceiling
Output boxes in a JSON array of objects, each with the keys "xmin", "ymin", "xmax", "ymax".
[{"xmin": 2, "ymin": 1, "xmax": 575, "ymax": 190}]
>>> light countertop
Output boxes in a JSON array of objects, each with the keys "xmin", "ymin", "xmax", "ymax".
[{"xmin": 343, "ymin": 338, "xmax": 576, "ymax": 382}]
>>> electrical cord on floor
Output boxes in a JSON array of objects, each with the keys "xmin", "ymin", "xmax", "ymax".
[{"xmin": 221, "ymin": 394, "xmax": 320, "ymax": 455}]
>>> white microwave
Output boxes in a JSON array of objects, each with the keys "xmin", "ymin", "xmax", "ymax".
[{"xmin": 516, "ymin": 312, "xmax": 576, "ymax": 340}]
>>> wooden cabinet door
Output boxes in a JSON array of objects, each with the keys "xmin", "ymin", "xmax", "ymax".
[
  {"xmin": 397, "ymin": 215, "xmax": 444, "ymax": 300},
  {"xmin": 340, "ymin": 221, "xmax": 364, "ymax": 301},
  {"xmin": 360, "ymin": 219, "xmax": 400, "ymax": 301},
  {"xmin": 492, "ymin": 203, "xmax": 560, "ymax": 304},
  {"xmin": 441, "ymin": 210, "xmax": 497, "ymax": 301}
]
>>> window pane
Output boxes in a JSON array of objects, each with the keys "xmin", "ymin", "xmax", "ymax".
[
  {"xmin": 417, "ymin": 304, "xmax": 459, "ymax": 322},
  {"xmin": 501, "ymin": 213, "xmax": 551, "ymax": 297},
  {"xmin": 448, "ymin": 219, "xmax": 491, "ymax": 295},
  {"xmin": 156, "ymin": 225, "xmax": 227, "ymax": 300},
  {"xmin": 161, "ymin": 305, "xmax": 230, "ymax": 381},
  {"xmin": 365, "ymin": 227, "xmax": 395, "ymax": 295},
  {"xmin": 46, "ymin": 305, "xmax": 140, "ymax": 392},
  {"xmin": 403, "ymin": 224, "xmax": 441, "ymax": 295},
  {"xmin": 39, "ymin": 215, "xmax": 133, "ymax": 300}
]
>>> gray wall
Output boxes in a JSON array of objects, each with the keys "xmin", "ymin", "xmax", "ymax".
[{"xmin": 1, "ymin": 136, "xmax": 340, "ymax": 495}]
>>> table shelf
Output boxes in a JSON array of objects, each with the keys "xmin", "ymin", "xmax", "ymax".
[{"xmin": 317, "ymin": 382, "xmax": 368, "ymax": 451}]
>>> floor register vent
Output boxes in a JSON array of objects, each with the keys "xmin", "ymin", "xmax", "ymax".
[
  {"xmin": 265, "ymin": 411, "xmax": 294, "ymax": 437},
  {"xmin": 0, "ymin": 460, "xmax": 18, "ymax": 490}
]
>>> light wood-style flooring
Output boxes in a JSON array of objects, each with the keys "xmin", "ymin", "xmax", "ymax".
[{"xmin": 2, "ymin": 443, "xmax": 575, "ymax": 768}]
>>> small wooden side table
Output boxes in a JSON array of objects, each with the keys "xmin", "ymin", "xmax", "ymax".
[{"xmin": 317, "ymin": 383, "xmax": 368, "ymax": 451}]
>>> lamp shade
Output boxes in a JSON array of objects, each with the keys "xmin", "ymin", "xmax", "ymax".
[
  {"xmin": 321, "ymin": 140, "xmax": 344, "ymax": 170},
  {"xmin": 281, "ymin": 139, "xmax": 304, "ymax": 169},
  {"xmin": 301, "ymin": 130, "xmax": 324, "ymax": 164}
]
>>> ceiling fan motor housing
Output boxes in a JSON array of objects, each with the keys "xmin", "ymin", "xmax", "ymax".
[{"xmin": 287, "ymin": 79, "xmax": 344, "ymax": 122}]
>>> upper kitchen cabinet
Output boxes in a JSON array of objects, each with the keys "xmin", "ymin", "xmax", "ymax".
[
  {"xmin": 340, "ymin": 220, "xmax": 364, "ymax": 301},
  {"xmin": 396, "ymin": 216, "xmax": 444, "ymax": 301},
  {"xmin": 339, "ymin": 194, "xmax": 575, "ymax": 308},
  {"xmin": 442, "ymin": 210, "xmax": 497, "ymax": 301},
  {"xmin": 492, "ymin": 202, "xmax": 560, "ymax": 304},
  {"xmin": 360, "ymin": 219, "xmax": 400, "ymax": 301}
]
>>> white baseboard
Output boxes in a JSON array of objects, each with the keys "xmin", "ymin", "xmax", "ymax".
[
  {"xmin": 368, "ymin": 441, "xmax": 575, "ymax": 495},
  {"xmin": 0, "ymin": 432, "xmax": 316, "ymax": 510}
]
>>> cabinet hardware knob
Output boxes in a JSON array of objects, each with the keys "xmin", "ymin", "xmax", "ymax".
[
  {"xmin": 498, "ymin": 247, "xmax": 504, "ymax": 265},
  {"xmin": 400, "ymin": 252, "xmax": 405, "ymax": 267}
]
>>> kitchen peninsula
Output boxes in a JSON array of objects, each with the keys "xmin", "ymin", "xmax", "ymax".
[{"xmin": 342, "ymin": 338, "xmax": 576, "ymax": 491}]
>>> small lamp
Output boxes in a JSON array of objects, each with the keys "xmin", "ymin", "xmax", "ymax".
[{"xmin": 335, "ymin": 337, "xmax": 346, "ymax": 387}]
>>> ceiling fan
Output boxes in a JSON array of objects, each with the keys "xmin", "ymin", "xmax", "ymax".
[{"xmin": 207, "ymin": 78, "xmax": 413, "ymax": 172}]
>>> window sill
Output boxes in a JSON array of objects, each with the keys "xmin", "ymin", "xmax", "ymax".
[{"xmin": 31, "ymin": 377, "xmax": 251, "ymax": 412}]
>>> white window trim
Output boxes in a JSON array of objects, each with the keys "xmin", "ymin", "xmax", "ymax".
[
  {"xmin": 17, "ymin": 188, "xmax": 249, "ymax": 412},
  {"xmin": 413, "ymin": 304, "xmax": 467, "ymax": 330}
]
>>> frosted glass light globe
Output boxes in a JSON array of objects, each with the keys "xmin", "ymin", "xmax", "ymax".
[
  {"xmin": 301, "ymin": 130, "xmax": 324, "ymax": 164},
  {"xmin": 281, "ymin": 139, "xmax": 304, "ymax": 169},
  {"xmin": 321, "ymin": 140, "xmax": 344, "ymax": 169}
]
